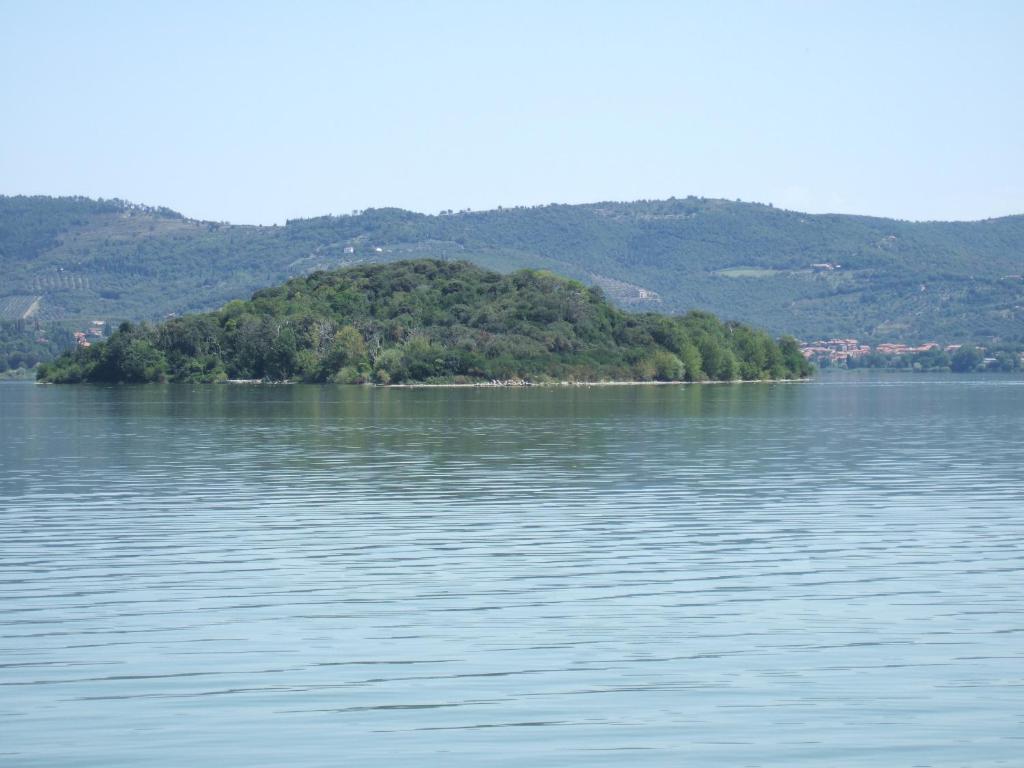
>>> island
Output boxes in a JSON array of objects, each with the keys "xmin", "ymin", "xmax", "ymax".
[{"xmin": 36, "ymin": 260, "xmax": 812, "ymax": 385}]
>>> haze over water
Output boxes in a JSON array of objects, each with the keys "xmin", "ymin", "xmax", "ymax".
[{"xmin": 2, "ymin": 374, "xmax": 1022, "ymax": 766}]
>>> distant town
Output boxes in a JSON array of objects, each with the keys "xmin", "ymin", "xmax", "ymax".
[
  {"xmin": 799, "ymin": 338, "xmax": 1023, "ymax": 372},
  {"xmin": 70, "ymin": 320, "xmax": 107, "ymax": 348},
  {"xmin": 799, "ymin": 338, "xmax": 957, "ymax": 365}
]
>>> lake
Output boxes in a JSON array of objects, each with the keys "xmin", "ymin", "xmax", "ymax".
[{"xmin": 1, "ymin": 374, "xmax": 1022, "ymax": 766}]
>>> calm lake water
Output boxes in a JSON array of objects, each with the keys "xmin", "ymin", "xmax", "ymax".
[{"xmin": 1, "ymin": 374, "xmax": 1022, "ymax": 767}]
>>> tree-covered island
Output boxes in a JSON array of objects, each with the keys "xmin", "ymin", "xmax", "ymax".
[{"xmin": 36, "ymin": 260, "xmax": 812, "ymax": 385}]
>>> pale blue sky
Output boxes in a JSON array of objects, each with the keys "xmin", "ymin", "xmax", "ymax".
[{"xmin": 2, "ymin": 0, "xmax": 1022, "ymax": 224}]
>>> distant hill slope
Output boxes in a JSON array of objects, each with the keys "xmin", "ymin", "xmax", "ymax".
[
  {"xmin": 3, "ymin": 195, "xmax": 1022, "ymax": 343},
  {"xmin": 37, "ymin": 259, "xmax": 811, "ymax": 384}
]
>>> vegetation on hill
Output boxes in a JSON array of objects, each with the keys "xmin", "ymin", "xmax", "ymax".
[
  {"xmin": 36, "ymin": 260, "xmax": 811, "ymax": 385},
  {"xmin": 0, "ymin": 320, "xmax": 76, "ymax": 378},
  {"xmin": 4, "ymin": 195, "xmax": 1023, "ymax": 364}
]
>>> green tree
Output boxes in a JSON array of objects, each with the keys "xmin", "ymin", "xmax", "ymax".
[
  {"xmin": 320, "ymin": 325, "xmax": 367, "ymax": 379},
  {"xmin": 951, "ymin": 344, "xmax": 983, "ymax": 372},
  {"xmin": 651, "ymin": 350, "xmax": 684, "ymax": 381}
]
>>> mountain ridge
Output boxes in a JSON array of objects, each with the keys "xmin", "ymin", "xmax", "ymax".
[{"xmin": 3, "ymin": 194, "xmax": 1022, "ymax": 357}]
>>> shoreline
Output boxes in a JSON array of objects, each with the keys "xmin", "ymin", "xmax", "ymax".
[
  {"xmin": 34, "ymin": 376, "xmax": 811, "ymax": 387},
  {"xmin": 217, "ymin": 377, "xmax": 811, "ymax": 388},
  {"xmin": 373, "ymin": 378, "xmax": 811, "ymax": 388}
]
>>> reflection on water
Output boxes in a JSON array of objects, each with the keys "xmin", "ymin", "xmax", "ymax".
[{"xmin": 1, "ymin": 375, "xmax": 1022, "ymax": 766}]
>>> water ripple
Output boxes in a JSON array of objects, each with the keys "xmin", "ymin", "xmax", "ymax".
[{"xmin": 1, "ymin": 375, "xmax": 1022, "ymax": 766}]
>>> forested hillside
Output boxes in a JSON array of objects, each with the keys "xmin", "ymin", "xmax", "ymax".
[
  {"xmin": 4, "ymin": 195, "xmax": 1022, "ymax": 360},
  {"xmin": 37, "ymin": 260, "xmax": 811, "ymax": 384}
]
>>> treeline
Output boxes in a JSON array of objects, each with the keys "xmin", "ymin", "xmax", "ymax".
[
  {"xmin": 37, "ymin": 260, "xmax": 812, "ymax": 384},
  {"xmin": 843, "ymin": 344, "xmax": 1023, "ymax": 373}
]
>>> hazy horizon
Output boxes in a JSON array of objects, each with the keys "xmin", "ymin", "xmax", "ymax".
[{"xmin": 3, "ymin": 1, "xmax": 1023, "ymax": 225}]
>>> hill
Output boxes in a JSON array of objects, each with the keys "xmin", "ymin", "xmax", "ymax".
[
  {"xmin": 36, "ymin": 260, "xmax": 811, "ymax": 384},
  {"xmin": 3, "ymin": 195, "xmax": 1023, "ymax": 369}
]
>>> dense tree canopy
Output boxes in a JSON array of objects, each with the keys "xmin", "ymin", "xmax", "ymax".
[
  {"xmin": 842, "ymin": 343, "xmax": 1022, "ymax": 373},
  {"xmin": 37, "ymin": 260, "xmax": 812, "ymax": 384}
]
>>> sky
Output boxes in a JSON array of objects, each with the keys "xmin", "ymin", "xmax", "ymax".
[{"xmin": 2, "ymin": 0, "xmax": 1022, "ymax": 224}]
